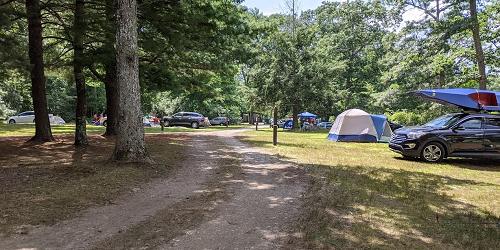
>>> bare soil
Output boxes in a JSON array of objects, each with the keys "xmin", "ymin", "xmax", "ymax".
[{"xmin": 0, "ymin": 129, "xmax": 307, "ymax": 249}]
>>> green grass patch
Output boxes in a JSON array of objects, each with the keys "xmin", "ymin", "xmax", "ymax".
[
  {"xmin": 240, "ymin": 128, "xmax": 500, "ymax": 249},
  {"xmin": 0, "ymin": 123, "xmax": 249, "ymax": 137}
]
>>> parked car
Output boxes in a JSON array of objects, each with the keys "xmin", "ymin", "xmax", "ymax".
[
  {"xmin": 318, "ymin": 122, "xmax": 333, "ymax": 129},
  {"xmin": 210, "ymin": 117, "xmax": 229, "ymax": 126},
  {"xmin": 389, "ymin": 113, "xmax": 500, "ymax": 162},
  {"xmin": 163, "ymin": 112, "xmax": 209, "ymax": 129},
  {"xmin": 7, "ymin": 111, "xmax": 35, "ymax": 124},
  {"xmin": 100, "ymin": 116, "xmax": 151, "ymax": 127},
  {"xmin": 269, "ymin": 119, "xmax": 287, "ymax": 128},
  {"xmin": 7, "ymin": 111, "xmax": 65, "ymax": 125}
]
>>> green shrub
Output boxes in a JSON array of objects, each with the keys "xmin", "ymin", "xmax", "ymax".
[{"xmin": 390, "ymin": 111, "xmax": 423, "ymax": 126}]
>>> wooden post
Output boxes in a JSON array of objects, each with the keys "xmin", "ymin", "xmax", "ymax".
[
  {"xmin": 273, "ymin": 106, "xmax": 278, "ymax": 146},
  {"xmin": 255, "ymin": 115, "xmax": 258, "ymax": 131}
]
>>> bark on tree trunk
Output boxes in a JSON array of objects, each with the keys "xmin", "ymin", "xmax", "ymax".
[
  {"xmin": 103, "ymin": 0, "xmax": 118, "ymax": 136},
  {"xmin": 103, "ymin": 62, "xmax": 118, "ymax": 136},
  {"xmin": 292, "ymin": 105, "xmax": 299, "ymax": 130},
  {"xmin": 112, "ymin": 0, "xmax": 150, "ymax": 163},
  {"xmin": 26, "ymin": 0, "xmax": 53, "ymax": 142},
  {"xmin": 469, "ymin": 0, "xmax": 487, "ymax": 90},
  {"xmin": 74, "ymin": 0, "xmax": 88, "ymax": 146},
  {"xmin": 249, "ymin": 112, "xmax": 254, "ymax": 125}
]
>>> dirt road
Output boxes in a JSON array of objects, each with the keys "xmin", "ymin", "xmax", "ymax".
[{"xmin": 0, "ymin": 129, "xmax": 306, "ymax": 249}]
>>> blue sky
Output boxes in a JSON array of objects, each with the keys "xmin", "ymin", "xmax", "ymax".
[
  {"xmin": 243, "ymin": 0, "xmax": 422, "ymax": 22},
  {"xmin": 243, "ymin": 0, "xmax": 335, "ymax": 15}
]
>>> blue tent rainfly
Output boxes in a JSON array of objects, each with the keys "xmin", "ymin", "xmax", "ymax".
[
  {"xmin": 414, "ymin": 88, "xmax": 500, "ymax": 111},
  {"xmin": 298, "ymin": 112, "xmax": 317, "ymax": 118}
]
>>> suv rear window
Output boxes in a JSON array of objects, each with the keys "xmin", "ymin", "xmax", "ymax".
[
  {"xmin": 457, "ymin": 118, "xmax": 483, "ymax": 130},
  {"xmin": 485, "ymin": 118, "xmax": 500, "ymax": 129}
]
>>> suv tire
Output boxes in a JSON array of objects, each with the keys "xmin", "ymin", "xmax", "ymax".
[
  {"xmin": 164, "ymin": 120, "xmax": 170, "ymax": 127},
  {"xmin": 191, "ymin": 121, "xmax": 199, "ymax": 129},
  {"xmin": 420, "ymin": 142, "xmax": 445, "ymax": 162},
  {"xmin": 8, "ymin": 119, "xmax": 15, "ymax": 124}
]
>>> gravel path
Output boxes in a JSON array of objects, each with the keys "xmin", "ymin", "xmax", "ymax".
[
  {"xmin": 0, "ymin": 128, "xmax": 306, "ymax": 250},
  {"xmin": 164, "ymin": 130, "xmax": 306, "ymax": 249}
]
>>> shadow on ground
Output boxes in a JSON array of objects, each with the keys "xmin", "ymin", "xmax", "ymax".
[
  {"xmin": 234, "ymin": 134, "xmax": 500, "ymax": 248},
  {"xmin": 287, "ymin": 164, "xmax": 500, "ymax": 249},
  {"xmin": 1, "ymin": 132, "xmax": 499, "ymax": 249},
  {"xmin": 0, "ymin": 134, "xmax": 189, "ymax": 237}
]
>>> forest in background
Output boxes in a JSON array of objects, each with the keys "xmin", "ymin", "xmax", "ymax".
[{"xmin": 0, "ymin": 0, "xmax": 499, "ymax": 126}]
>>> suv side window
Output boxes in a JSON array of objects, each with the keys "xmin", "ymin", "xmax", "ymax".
[
  {"xmin": 456, "ymin": 118, "xmax": 483, "ymax": 130},
  {"xmin": 485, "ymin": 118, "xmax": 500, "ymax": 130}
]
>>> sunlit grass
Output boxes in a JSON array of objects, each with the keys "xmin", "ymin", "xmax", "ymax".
[
  {"xmin": 240, "ymin": 128, "xmax": 500, "ymax": 249},
  {"xmin": 0, "ymin": 123, "xmax": 249, "ymax": 137}
]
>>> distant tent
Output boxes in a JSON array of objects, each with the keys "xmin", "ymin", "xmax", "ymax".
[
  {"xmin": 328, "ymin": 109, "xmax": 393, "ymax": 142},
  {"xmin": 298, "ymin": 112, "xmax": 317, "ymax": 118}
]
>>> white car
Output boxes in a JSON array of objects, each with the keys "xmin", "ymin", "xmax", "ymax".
[
  {"xmin": 7, "ymin": 111, "xmax": 35, "ymax": 124},
  {"xmin": 7, "ymin": 111, "xmax": 65, "ymax": 125}
]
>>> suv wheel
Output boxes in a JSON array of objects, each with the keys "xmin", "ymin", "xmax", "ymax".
[
  {"xmin": 191, "ymin": 121, "xmax": 199, "ymax": 129},
  {"xmin": 421, "ymin": 142, "xmax": 445, "ymax": 162},
  {"xmin": 8, "ymin": 119, "xmax": 15, "ymax": 124},
  {"xmin": 164, "ymin": 120, "xmax": 170, "ymax": 127}
]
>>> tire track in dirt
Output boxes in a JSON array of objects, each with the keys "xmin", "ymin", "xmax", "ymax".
[
  {"xmin": 91, "ymin": 136, "xmax": 244, "ymax": 249},
  {"xmin": 0, "ymin": 129, "xmax": 307, "ymax": 250},
  {"xmin": 0, "ymin": 134, "xmax": 225, "ymax": 250},
  {"xmin": 162, "ymin": 130, "xmax": 307, "ymax": 249}
]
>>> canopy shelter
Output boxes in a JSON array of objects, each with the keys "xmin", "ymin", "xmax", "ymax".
[
  {"xmin": 298, "ymin": 112, "xmax": 318, "ymax": 118},
  {"xmin": 328, "ymin": 109, "xmax": 392, "ymax": 142},
  {"xmin": 414, "ymin": 89, "xmax": 500, "ymax": 111}
]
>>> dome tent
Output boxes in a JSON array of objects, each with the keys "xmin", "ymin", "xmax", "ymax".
[{"xmin": 328, "ymin": 109, "xmax": 393, "ymax": 142}]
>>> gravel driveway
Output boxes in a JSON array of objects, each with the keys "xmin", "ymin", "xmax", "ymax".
[{"xmin": 0, "ymin": 129, "xmax": 306, "ymax": 250}]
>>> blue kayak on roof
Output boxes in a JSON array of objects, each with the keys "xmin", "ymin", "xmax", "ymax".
[{"xmin": 414, "ymin": 88, "xmax": 500, "ymax": 111}]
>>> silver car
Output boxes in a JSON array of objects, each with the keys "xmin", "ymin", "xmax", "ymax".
[{"xmin": 210, "ymin": 117, "xmax": 229, "ymax": 126}]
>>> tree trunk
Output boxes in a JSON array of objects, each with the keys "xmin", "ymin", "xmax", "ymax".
[
  {"xmin": 436, "ymin": 71, "xmax": 445, "ymax": 88},
  {"xmin": 73, "ymin": 0, "xmax": 88, "ymax": 146},
  {"xmin": 469, "ymin": 0, "xmax": 487, "ymax": 90},
  {"xmin": 249, "ymin": 112, "xmax": 254, "ymax": 125},
  {"xmin": 103, "ymin": 62, "xmax": 118, "ymax": 136},
  {"xmin": 292, "ymin": 104, "xmax": 299, "ymax": 130},
  {"xmin": 26, "ymin": 0, "xmax": 53, "ymax": 142},
  {"xmin": 112, "ymin": 0, "xmax": 150, "ymax": 163},
  {"xmin": 103, "ymin": 0, "xmax": 118, "ymax": 136}
]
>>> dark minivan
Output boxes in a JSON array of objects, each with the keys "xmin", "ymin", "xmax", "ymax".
[
  {"xmin": 163, "ymin": 112, "xmax": 209, "ymax": 129},
  {"xmin": 390, "ymin": 113, "xmax": 500, "ymax": 162}
]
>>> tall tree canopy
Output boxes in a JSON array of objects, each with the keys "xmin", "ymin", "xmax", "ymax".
[{"xmin": 0, "ymin": 0, "xmax": 499, "ymax": 133}]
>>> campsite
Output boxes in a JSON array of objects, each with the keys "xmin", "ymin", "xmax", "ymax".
[{"xmin": 1, "ymin": 0, "xmax": 499, "ymax": 249}]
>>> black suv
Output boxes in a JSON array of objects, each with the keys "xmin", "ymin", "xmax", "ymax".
[
  {"xmin": 163, "ymin": 112, "xmax": 209, "ymax": 129},
  {"xmin": 389, "ymin": 113, "xmax": 500, "ymax": 162}
]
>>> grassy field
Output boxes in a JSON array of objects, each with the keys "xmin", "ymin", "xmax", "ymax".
[
  {"xmin": 0, "ymin": 123, "xmax": 248, "ymax": 137},
  {"xmin": 240, "ymin": 128, "xmax": 500, "ymax": 249}
]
